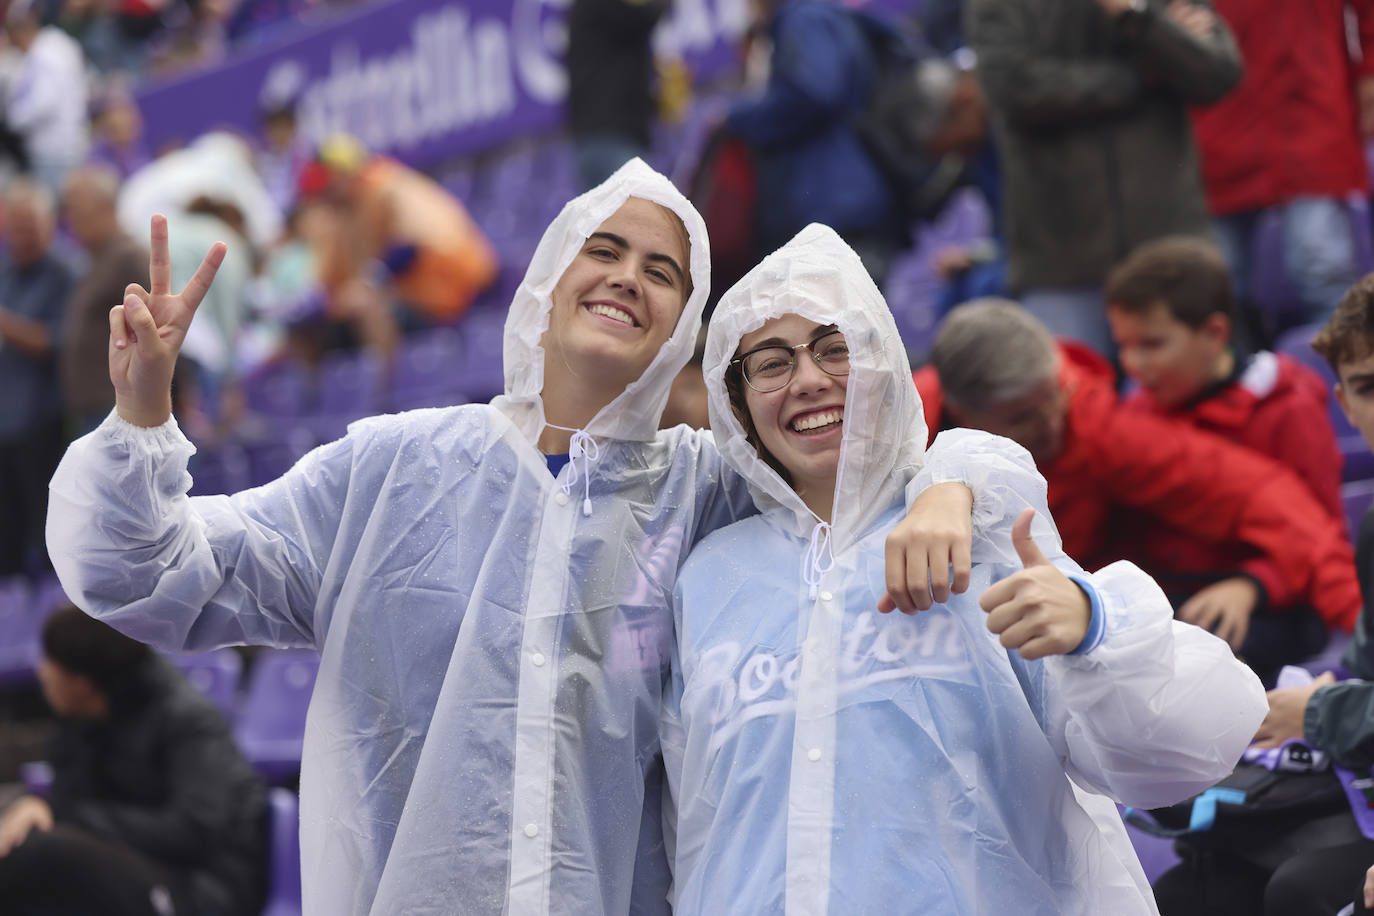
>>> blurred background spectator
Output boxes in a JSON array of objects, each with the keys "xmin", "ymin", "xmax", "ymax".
[
  {"xmin": 288, "ymin": 133, "xmax": 497, "ymax": 366},
  {"xmin": 59, "ymin": 163, "xmax": 148, "ymax": 436},
  {"xmin": 965, "ymin": 0, "xmax": 1241, "ymax": 355},
  {"xmin": 1191, "ymin": 0, "xmax": 1374, "ymax": 344},
  {"xmin": 0, "ymin": 178, "xmax": 71, "ymax": 579},
  {"xmin": 4, "ymin": 0, "xmax": 88, "ymax": 196},
  {"xmin": 0, "ymin": 606, "xmax": 267, "ymax": 916},
  {"xmin": 255, "ymin": 71, "xmax": 310, "ymax": 216},
  {"xmin": 718, "ymin": 0, "xmax": 908, "ymax": 287},
  {"xmin": 566, "ymin": 0, "xmax": 671, "ymax": 190},
  {"xmin": 86, "ymin": 80, "xmax": 152, "ymax": 180}
]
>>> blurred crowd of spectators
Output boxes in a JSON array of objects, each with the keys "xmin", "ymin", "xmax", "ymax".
[{"xmin": 0, "ymin": 0, "xmax": 508, "ymax": 582}]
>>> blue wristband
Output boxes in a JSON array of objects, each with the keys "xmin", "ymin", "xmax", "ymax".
[{"xmin": 1066, "ymin": 574, "xmax": 1106, "ymax": 656}]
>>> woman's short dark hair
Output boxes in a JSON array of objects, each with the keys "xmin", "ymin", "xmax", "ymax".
[{"xmin": 41, "ymin": 604, "xmax": 150, "ymax": 694}]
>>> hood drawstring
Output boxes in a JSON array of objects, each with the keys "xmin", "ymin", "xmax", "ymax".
[
  {"xmin": 801, "ymin": 520, "xmax": 835, "ymax": 600},
  {"xmin": 546, "ymin": 423, "xmax": 600, "ymax": 516}
]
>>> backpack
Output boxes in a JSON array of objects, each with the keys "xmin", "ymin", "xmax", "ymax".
[
  {"xmin": 847, "ymin": 8, "xmax": 967, "ymax": 223},
  {"xmin": 1124, "ymin": 761, "xmax": 1358, "ymax": 872}
]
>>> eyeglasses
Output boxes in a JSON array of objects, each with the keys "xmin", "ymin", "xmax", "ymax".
[{"xmin": 731, "ymin": 329, "xmax": 851, "ymax": 393}]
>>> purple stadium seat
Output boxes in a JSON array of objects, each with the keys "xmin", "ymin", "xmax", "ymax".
[
  {"xmin": 530, "ymin": 142, "xmax": 577, "ymax": 225},
  {"xmin": 391, "ymin": 326, "xmax": 466, "ymax": 410},
  {"xmin": 240, "ymin": 426, "xmax": 316, "ymax": 488},
  {"xmin": 455, "ymin": 306, "xmax": 507, "ymax": 402},
  {"xmin": 1299, "ymin": 629, "xmax": 1353, "ymax": 680},
  {"xmin": 31, "ymin": 575, "xmax": 69, "ymax": 616},
  {"xmin": 261, "ymin": 787, "xmax": 303, "ymax": 916},
  {"xmin": 189, "ymin": 443, "xmax": 253, "ymax": 496},
  {"xmin": 167, "ymin": 648, "xmax": 243, "ymax": 721},
  {"xmin": 0, "ymin": 576, "xmax": 39, "ymax": 686},
  {"xmin": 1343, "ymin": 478, "xmax": 1374, "ymax": 542},
  {"xmin": 1251, "ymin": 199, "xmax": 1374, "ymax": 340},
  {"xmin": 318, "ymin": 350, "xmax": 383, "ymax": 417},
  {"xmin": 234, "ymin": 649, "xmax": 319, "ymax": 784},
  {"xmin": 313, "ymin": 350, "xmax": 384, "ymax": 441},
  {"xmin": 888, "ymin": 187, "xmax": 993, "ymax": 358},
  {"xmin": 240, "ymin": 359, "xmax": 314, "ymax": 420},
  {"xmin": 1272, "ymin": 323, "xmax": 1374, "ymax": 482}
]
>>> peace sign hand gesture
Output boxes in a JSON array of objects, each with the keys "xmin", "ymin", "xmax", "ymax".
[{"xmin": 110, "ymin": 214, "xmax": 226, "ymax": 427}]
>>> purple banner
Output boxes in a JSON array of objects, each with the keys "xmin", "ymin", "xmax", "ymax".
[
  {"xmin": 135, "ymin": 0, "xmax": 756, "ymax": 166},
  {"xmin": 135, "ymin": 0, "xmax": 919, "ymax": 167}
]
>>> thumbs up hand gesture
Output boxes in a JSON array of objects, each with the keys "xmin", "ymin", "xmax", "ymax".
[{"xmin": 978, "ymin": 508, "xmax": 1091, "ymax": 660}]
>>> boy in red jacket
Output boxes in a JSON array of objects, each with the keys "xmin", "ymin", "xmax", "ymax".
[
  {"xmin": 1104, "ymin": 238, "xmax": 1345, "ymax": 659},
  {"xmin": 1106, "ymin": 236, "xmax": 1343, "ymax": 515}
]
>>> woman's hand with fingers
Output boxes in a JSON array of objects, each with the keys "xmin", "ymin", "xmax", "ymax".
[
  {"xmin": 110, "ymin": 214, "xmax": 226, "ymax": 427},
  {"xmin": 880, "ymin": 481, "xmax": 974, "ymax": 614}
]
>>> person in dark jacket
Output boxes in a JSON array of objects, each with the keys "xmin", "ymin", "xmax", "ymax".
[
  {"xmin": 0, "ymin": 606, "xmax": 267, "ymax": 916},
  {"xmin": 0, "ymin": 178, "xmax": 73, "ymax": 578},
  {"xmin": 722, "ymin": 0, "xmax": 907, "ymax": 286},
  {"xmin": 566, "ymin": 0, "xmax": 671, "ymax": 190},
  {"xmin": 965, "ymin": 0, "xmax": 1242, "ymax": 355}
]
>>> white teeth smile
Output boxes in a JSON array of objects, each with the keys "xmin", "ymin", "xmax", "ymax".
[
  {"xmin": 791, "ymin": 409, "xmax": 843, "ymax": 433},
  {"xmin": 588, "ymin": 304, "xmax": 636, "ymax": 326}
]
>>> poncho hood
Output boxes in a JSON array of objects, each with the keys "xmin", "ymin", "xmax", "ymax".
[
  {"xmin": 492, "ymin": 158, "xmax": 712, "ymax": 443},
  {"xmin": 703, "ymin": 223, "xmax": 927, "ymax": 546}
]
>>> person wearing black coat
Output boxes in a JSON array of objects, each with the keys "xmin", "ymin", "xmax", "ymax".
[
  {"xmin": 0, "ymin": 605, "xmax": 267, "ymax": 916},
  {"xmin": 565, "ymin": 0, "xmax": 671, "ymax": 190}
]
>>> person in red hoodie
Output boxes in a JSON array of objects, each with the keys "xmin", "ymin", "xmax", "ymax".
[
  {"xmin": 1187, "ymin": 0, "xmax": 1374, "ymax": 327},
  {"xmin": 915, "ymin": 298, "xmax": 1361, "ymax": 684}
]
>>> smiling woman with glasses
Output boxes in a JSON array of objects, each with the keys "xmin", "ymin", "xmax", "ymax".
[{"xmin": 659, "ymin": 223, "xmax": 1267, "ymax": 916}]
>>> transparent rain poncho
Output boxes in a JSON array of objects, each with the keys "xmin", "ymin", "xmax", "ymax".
[
  {"xmin": 47, "ymin": 159, "xmax": 750, "ymax": 915},
  {"xmin": 662, "ymin": 224, "xmax": 1268, "ymax": 915},
  {"xmin": 47, "ymin": 158, "xmax": 1089, "ymax": 915}
]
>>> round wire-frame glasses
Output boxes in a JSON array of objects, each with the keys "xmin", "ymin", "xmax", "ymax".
[{"xmin": 731, "ymin": 329, "xmax": 851, "ymax": 393}]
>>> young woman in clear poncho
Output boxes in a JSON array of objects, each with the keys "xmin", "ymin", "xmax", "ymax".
[
  {"xmin": 46, "ymin": 160, "xmax": 1024, "ymax": 914},
  {"xmin": 661, "ymin": 223, "xmax": 1269, "ymax": 915}
]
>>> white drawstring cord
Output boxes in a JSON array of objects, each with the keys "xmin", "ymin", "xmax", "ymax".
[
  {"xmin": 546, "ymin": 423, "xmax": 600, "ymax": 516},
  {"xmin": 801, "ymin": 520, "xmax": 835, "ymax": 599}
]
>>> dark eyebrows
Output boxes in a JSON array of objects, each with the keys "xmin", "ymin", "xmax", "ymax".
[
  {"xmin": 585, "ymin": 231, "xmax": 687, "ymax": 286},
  {"xmin": 740, "ymin": 323, "xmax": 841, "ymax": 353},
  {"xmin": 1345, "ymin": 372, "xmax": 1374, "ymax": 387},
  {"xmin": 745, "ymin": 336, "xmax": 790, "ymax": 350},
  {"xmin": 648, "ymin": 252, "xmax": 687, "ymax": 286},
  {"xmin": 587, "ymin": 231, "xmax": 627, "ymax": 249}
]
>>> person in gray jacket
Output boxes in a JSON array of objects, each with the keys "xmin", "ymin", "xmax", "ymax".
[{"xmin": 965, "ymin": 0, "xmax": 1241, "ymax": 354}]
